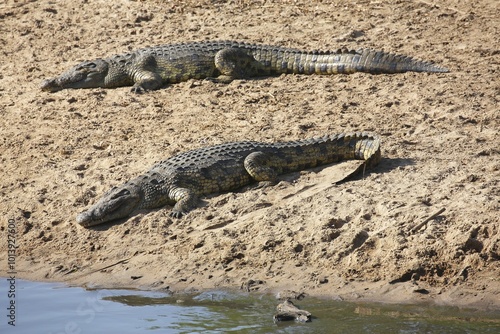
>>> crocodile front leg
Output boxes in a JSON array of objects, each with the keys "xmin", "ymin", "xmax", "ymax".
[
  {"xmin": 168, "ymin": 187, "xmax": 199, "ymax": 218},
  {"xmin": 214, "ymin": 48, "xmax": 269, "ymax": 82},
  {"xmin": 129, "ymin": 54, "xmax": 164, "ymax": 93}
]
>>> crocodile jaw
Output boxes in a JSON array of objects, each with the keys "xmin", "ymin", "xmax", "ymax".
[
  {"xmin": 41, "ymin": 59, "xmax": 109, "ymax": 92},
  {"xmin": 76, "ymin": 184, "xmax": 142, "ymax": 227}
]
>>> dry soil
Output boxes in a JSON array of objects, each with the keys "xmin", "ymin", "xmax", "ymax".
[{"xmin": 0, "ymin": 0, "xmax": 498, "ymax": 310}]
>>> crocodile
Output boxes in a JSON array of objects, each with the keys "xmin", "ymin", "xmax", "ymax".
[
  {"xmin": 76, "ymin": 132, "xmax": 381, "ymax": 227},
  {"xmin": 41, "ymin": 40, "xmax": 448, "ymax": 93}
]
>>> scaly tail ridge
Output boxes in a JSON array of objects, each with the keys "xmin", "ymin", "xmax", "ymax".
[
  {"xmin": 355, "ymin": 48, "xmax": 449, "ymax": 73},
  {"xmin": 287, "ymin": 48, "xmax": 449, "ymax": 75}
]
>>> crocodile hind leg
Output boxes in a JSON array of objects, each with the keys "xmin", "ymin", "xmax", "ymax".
[
  {"xmin": 214, "ymin": 48, "xmax": 269, "ymax": 82},
  {"xmin": 244, "ymin": 151, "xmax": 278, "ymax": 187}
]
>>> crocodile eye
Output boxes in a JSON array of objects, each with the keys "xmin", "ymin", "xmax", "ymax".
[
  {"xmin": 76, "ymin": 62, "xmax": 97, "ymax": 71},
  {"xmin": 110, "ymin": 189, "xmax": 130, "ymax": 200}
]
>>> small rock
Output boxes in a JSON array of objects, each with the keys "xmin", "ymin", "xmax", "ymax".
[
  {"xmin": 273, "ymin": 299, "xmax": 311, "ymax": 323},
  {"xmin": 293, "ymin": 244, "xmax": 303, "ymax": 252}
]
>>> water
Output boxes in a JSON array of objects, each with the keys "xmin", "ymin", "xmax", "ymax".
[{"xmin": 1, "ymin": 279, "xmax": 499, "ymax": 334}]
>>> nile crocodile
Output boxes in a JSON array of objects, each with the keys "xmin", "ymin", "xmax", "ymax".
[
  {"xmin": 41, "ymin": 40, "xmax": 448, "ymax": 93},
  {"xmin": 76, "ymin": 132, "xmax": 381, "ymax": 227}
]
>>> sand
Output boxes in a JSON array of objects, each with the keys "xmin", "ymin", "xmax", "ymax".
[{"xmin": 1, "ymin": 0, "xmax": 498, "ymax": 310}]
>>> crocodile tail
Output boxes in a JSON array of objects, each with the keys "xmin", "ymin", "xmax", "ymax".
[
  {"xmin": 282, "ymin": 48, "xmax": 449, "ymax": 75},
  {"xmin": 351, "ymin": 48, "xmax": 449, "ymax": 74},
  {"xmin": 334, "ymin": 132, "xmax": 381, "ymax": 183},
  {"xmin": 336, "ymin": 132, "xmax": 381, "ymax": 167}
]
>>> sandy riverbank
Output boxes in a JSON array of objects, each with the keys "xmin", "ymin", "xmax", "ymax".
[{"xmin": 0, "ymin": 0, "xmax": 498, "ymax": 310}]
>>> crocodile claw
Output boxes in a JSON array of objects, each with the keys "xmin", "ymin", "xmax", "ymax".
[{"xmin": 169, "ymin": 210, "xmax": 185, "ymax": 219}]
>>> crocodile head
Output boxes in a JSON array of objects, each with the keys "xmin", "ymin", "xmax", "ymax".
[
  {"xmin": 76, "ymin": 182, "xmax": 142, "ymax": 227},
  {"xmin": 41, "ymin": 59, "xmax": 109, "ymax": 92}
]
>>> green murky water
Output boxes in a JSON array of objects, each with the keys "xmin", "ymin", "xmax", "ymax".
[{"xmin": 1, "ymin": 279, "xmax": 498, "ymax": 333}]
